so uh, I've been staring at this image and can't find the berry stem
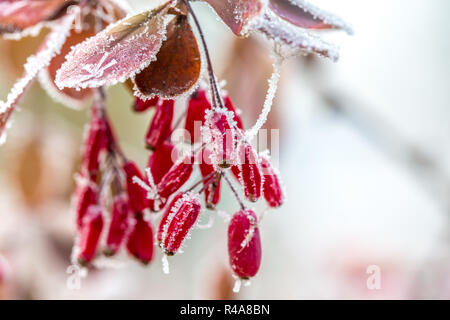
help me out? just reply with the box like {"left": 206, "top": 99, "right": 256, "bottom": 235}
{"left": 183, "top": 0, "right": 224, "bottom": 110}
{"left": 223, "top": 172, "right": 246, "bottom": 210}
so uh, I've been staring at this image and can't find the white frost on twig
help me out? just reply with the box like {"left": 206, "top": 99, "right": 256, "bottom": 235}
{"left": 245, "top": 54, "right": 282, "bottom": 141}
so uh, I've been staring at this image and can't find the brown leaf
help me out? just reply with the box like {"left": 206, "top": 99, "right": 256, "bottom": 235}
{"left": 134, "top": 15, "right": 201, "bottom": 99}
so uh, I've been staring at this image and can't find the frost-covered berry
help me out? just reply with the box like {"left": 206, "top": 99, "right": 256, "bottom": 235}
{"left": 105, "top": 194, "right": 130, "bottom": 256}
{"left": 75, "top": 183, "right": 98, "bottom": 230}
{"left": 145, "top": 99, "right": 174, "bottom": 150}
{"left": 133, "top": 96, "right": 159, "bottom": 112}
{"left": 77, "top": 205, "right": 104, "bottom": 265}
{"left": 157, "top": 154, "right": 194, "bottom": 199}
{"left": 260, "top": 155, "right": 284, "bottom": 208}
{"left": 223, "top": 95, "right": 244, "bottom": 130}
{"left": 147, "top": 141, "right": 177, "bottom": 185}
{"left": 184, "top": 90, "right": 211, "bottom": 144}
{"left": 199, "top": 150, "right": 221, "bottom": 209}
{"left": 161, "top": 192, "right": 202, "bottom": 255}
{"left": 157, "top": 192, "right": 183, "bottom": 244}
{"left": 228, "top": 209, "right": 261, "bottom": 279}
{"left": 82, "top": 106, "right": 109, "bottom": 179}
{"left": 205, "top": 109, "right": 237, "bottom": 169}
{"left": 123, "top": 161, "right": 150, "bottom": 212}
{"left": 126, "top": 214, "right": 154, "bottom": 265}
{"left": 238, "top": 143, "right": 262, "bottom": 202}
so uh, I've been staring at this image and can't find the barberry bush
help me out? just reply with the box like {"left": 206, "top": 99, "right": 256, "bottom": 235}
{"left": 0, "top": 0, "right": 351, "bottom": 291}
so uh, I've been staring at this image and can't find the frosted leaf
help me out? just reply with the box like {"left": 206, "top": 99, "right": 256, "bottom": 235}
{"left": 245, "top": 54, "right": 282, "bottom": 140}
{"left": 0, "top": 13, "right": 75, "bottom": 145}
{"left": 133, "top": 15, "right": 201, "bottom": 99}
{"left": 55, "top": 4, "right": 172, "bottom": 90}
{"left": 39, "top": 26, "right": 97, "bottom": 109}
{"left": 268, "top": 0, "right": 353, "bottom": 34}
{"left": 254, "top": 8, "right": 340, "bottom": 61}
{"left": 202, "top": 0, "right": 264, "bottom": 36}
{"left": 3, "top": 22, "right": 49, "bottom": 41}
{"left": 0, "top": 0, "right": 75, "bottom": 35}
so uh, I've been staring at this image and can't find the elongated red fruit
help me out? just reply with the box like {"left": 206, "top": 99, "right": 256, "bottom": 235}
{"left": 147, "top": 142, "right": 176, "bottom": 185}
{"left": 145, "top": 99, "right": 174, "bottom": 150}
{"left": 82, "top": 106, "right": 109, "bottom": 179}
{"left": 223, "top": 95, "right": 244, "bottom": 130}
{"left": 133, "top": 96, "right": 159, "bottom": 112}
{"left": 157, "top": 154, "right": 194, "bottom": 199}
{"left": 239, "top": 143, "right": 262, "bottom": 202}
{"left": 205, "top": 109, "right": 236, "bottom": 168}
{"left": 123, "top": 161, "right": 150, "bottom": 212}
{"left": 77, "top": 205, "right": 104, "bottom": 265}
{"left": 184, "top": 90, "right": 211, "bottom": 144}
{"left": 105, "top": 194, "right": 130, "bottom": 256}
{"left": 157, "top": 192, "right": 183, "bottom": 243}
{"left": 199, "top": 149, "right": 221, "bottom": 209}
{"left": 161, "top": 192, "right": 202, "bottom": 255}
{"left": 228, "top": 209, "right": 261, "bottom": 279}
{"left": 260, "top": 156, "right": 284, "bottom": 208}
{"left": 75, "top": 183, "right": 98, "bottom": 230}
{"left": 126, "top": 214, "right": 154, "bottom": 264}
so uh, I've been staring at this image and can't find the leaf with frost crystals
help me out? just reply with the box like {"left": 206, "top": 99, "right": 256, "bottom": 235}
{"left": 39, "top": 27, "right": 97, "bottom": 109}
{"left": 201, "top": 0, "right": 264, "bottom": 36}
{"left": 0, "top": 13, "right": 75, "bottom": 144}
{"left": 133, "top": 15, "right": 201, "bottom": 99}
{"left": 55, "top": 3, "right": 172, "bottom": 90}
{"left": 268, "top": 0, "right": 353, "bottom": 34}
{"left": 255, "top": 9, "right": 340, "bottom": 61}
{"left": 0, "top": 0, "right": 76, "bottom": 35}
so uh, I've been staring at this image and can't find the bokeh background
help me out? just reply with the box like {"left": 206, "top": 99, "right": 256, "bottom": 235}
{"left": 0, "top": 0, "right": 449, "bottom": 299}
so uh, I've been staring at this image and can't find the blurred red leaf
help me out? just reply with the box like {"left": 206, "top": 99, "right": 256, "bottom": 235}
{"left": 0, "top": 0, "right": 76, "bottom": 34}
{"left": 268, "top": 0, "right": 352, "bottom": 34}
{"left": 202, "top": 0, "right": 263, "bottom": 36}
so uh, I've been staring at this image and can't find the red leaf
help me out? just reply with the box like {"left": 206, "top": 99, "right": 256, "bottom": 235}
{"left": 55, "top": 3, "right": 171, "bottom": 90}
{"left": 0, "top": 0, "right": 76, "bottom": 34}
{"left": 268, "top": 0, "right": 353, "bottom": 34}
{"left": 202, "top": 0, "right": 263, "bottom": 36}
{"left": 133, "top": 15, "right": 201, "bottom": 99}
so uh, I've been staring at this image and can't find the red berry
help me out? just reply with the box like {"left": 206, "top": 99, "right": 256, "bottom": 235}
{"left": 157, "top": 192, "right": 183, "bottom": 243}
{"left": 147, "top": 142, "right": 177, "bottom": 185}
{"left": 133, "top": 96, "right": 159, "bottom": 112}
{"left": 145, "top": 99, "right": 174, "bottom": 150}
{"left": 77, "top": 205, "right": 104, "bottom": 265}
{"left": 238, "top": 143, "right": 262, "bottom": 202}
{"left": 260, "top": 156, "right": 284, "bottom": 208}
{"left": 82, "top": 106, "right": 109, "bottom": 179}
{"left": 205, "top": 109, "right": 236, "bottom": 168}
{"left": 126, "top": 214, "right": 154, "bottom": 264}
{"left": 223, "top": 95, "right": 244, "bottom": 130}
{"left": 228, "top": 209, "right": 261, "bottom": 279}
{"left": 184, "top": 90, "right": 211, "bottom": 144}
{"left": 157, "top": 154, "right": 194, "bottom": 199}
{"left": 105, "top": 194, "right": 130, "bottom": 256}
{"left": 123, "top": 161, "right": 150, "bottom": 212}
{"left": 75, "top": 183, "right": 98, "bottom": 230}
{"left": 161, "top": 192, "right": 202, "bottom": 255}
{"left": 199, "top": 150, "right": 221, "bottom": 209}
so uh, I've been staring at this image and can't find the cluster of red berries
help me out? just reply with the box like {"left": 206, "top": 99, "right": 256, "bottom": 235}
{"left": 73, "top": 88, "right": 284, "bottom": 281}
